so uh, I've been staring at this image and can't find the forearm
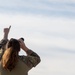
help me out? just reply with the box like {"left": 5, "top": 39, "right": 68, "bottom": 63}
{"left": 0, "top": 33, "right": 8, "bottom": 48}
{"left": 3, "top": 33, "right": 8, "bottom": 40}
{"left": 3, "top": 26, "right": 11, "bottom": 40}
{"left": 20, "top": 49, "right": 41, "bottom": 68}
{"left": 26, "top": 49, "right": 40, "bottom": 58}
{"left": 22, "top": 46, "right": 40, "bottom": 58}
{"left": 0, "top": 33, "right": 8, "bottom": 46}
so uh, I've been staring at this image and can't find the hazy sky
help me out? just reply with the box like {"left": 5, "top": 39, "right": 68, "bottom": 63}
{"left": 0, "top": 0, "right": 75, "bottom": 75}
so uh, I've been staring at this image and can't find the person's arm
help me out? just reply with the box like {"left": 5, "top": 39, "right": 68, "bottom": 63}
{"left": 19, "top": 39, "right": 41, "bottom": 69}
{"left": 0, "top": 26, "right": 11, "bottom": 60}
{"left": 3, "top": 26, "right": 11, "bottom": 40}
{"left": 0, "top": 26, "right": 11, "bottom": 48}
{"left": 0, "top": 26, "right": 11, "bottom": 47}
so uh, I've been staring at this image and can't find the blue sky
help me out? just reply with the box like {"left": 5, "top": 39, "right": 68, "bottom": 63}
{"left": 0, "top": 0, "right": 75, "bottom": 18}
{"left": 0, "top": 0, "right": 75, "bottom": 75}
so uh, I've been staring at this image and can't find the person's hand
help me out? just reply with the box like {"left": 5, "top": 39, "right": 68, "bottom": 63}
{"left": 3, "top": 26, "right": 11, "bottom": 39}
{"left": 18, "top": 39, "right": 28, "bottom": 52}
{"left": 4, "top": 26, "right": 11, "bottom": 35}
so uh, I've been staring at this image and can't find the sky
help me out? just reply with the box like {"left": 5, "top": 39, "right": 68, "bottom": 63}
{"left": 0, "top": 0, "right": 75, "bottom": 75}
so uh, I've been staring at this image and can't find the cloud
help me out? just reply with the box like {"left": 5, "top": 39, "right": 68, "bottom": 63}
{"left": 0, "top": 13, "right": 75, "bottom": 41}
{"left": 0, "top": 2, "right": 75, "bottom": 74}
{"left": 1, "top": 13, "right": 75, "bottom": 54}
{"left": 29, "top": 53, "right": 75, "bottom": 75}
{"left": 0, "top": 0, "right": 75, "bottom": 18}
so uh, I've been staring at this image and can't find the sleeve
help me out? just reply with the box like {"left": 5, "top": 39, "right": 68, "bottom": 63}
{"left": 0, "top": 39, "right": 8, "bottom": 60}
{"left": 0, "top": 39, "right": 8, "bottom": 48}
{"left": 19, "top": 49, "right": 41, "bottom": 69}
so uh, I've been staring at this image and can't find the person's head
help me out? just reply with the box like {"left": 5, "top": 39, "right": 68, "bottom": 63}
{"left": 2, "top": 38, "right": 20, "bottom": 71}
{"left": 7, "top": 38, "right": 20, "bottom": 51}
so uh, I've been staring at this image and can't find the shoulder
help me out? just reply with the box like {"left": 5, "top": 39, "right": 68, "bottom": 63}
{"left": 19, "top": 55, "right": 27, "bottom": 63}
{"left": 19, "top": 55, "right": 34, "bottom": 69}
